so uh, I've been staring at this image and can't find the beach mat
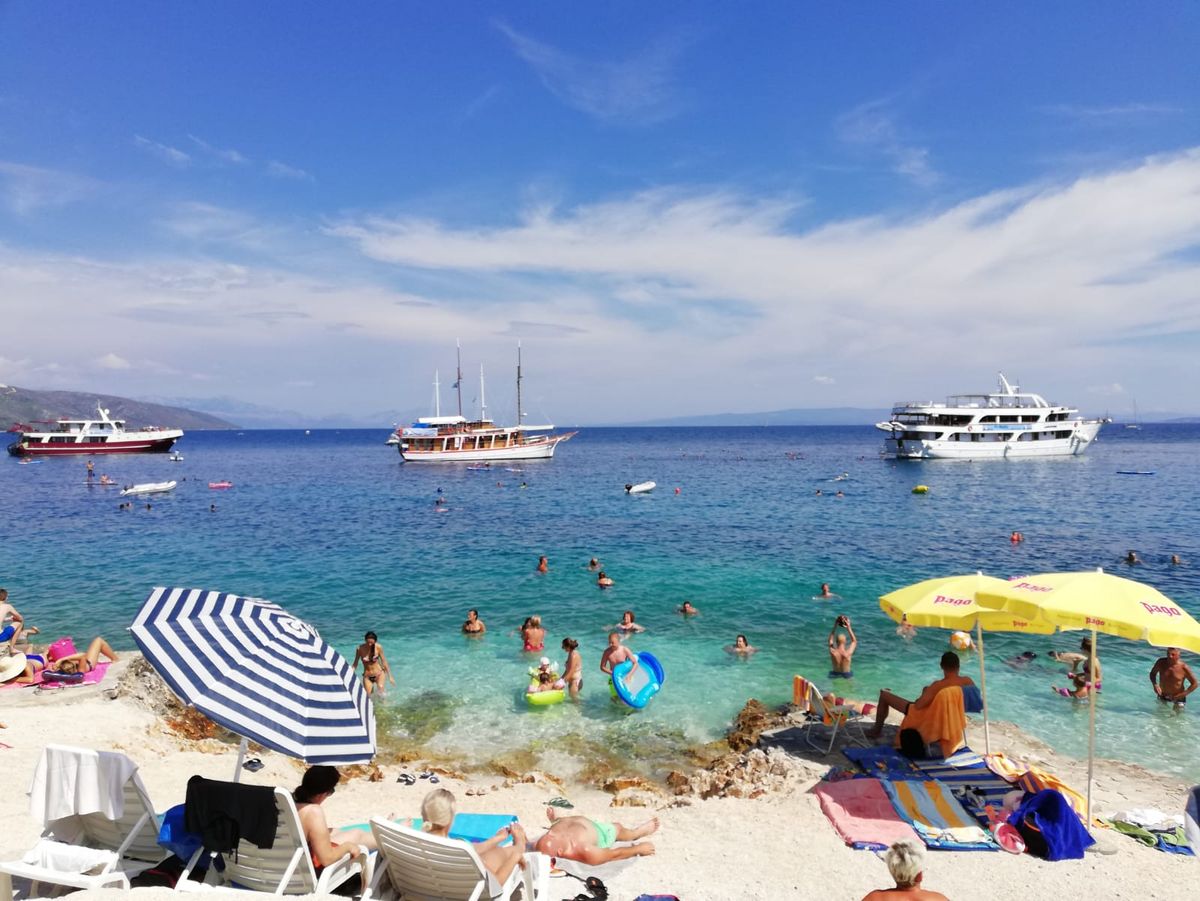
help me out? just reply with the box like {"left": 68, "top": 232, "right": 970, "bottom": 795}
{"left": 880, "top": 779, "right": 997, "bottom": 851}
{"left": 0, "top": 661, "right": 110, "bottom": 690}
{"left": 911, "top": 747, "right": 1017, "bottom": 826}
{"left": 842, "top": 745, "right": 921, "bottom": 778}
{"left": 813, "top": 778, "right": 922, "bottom": 851}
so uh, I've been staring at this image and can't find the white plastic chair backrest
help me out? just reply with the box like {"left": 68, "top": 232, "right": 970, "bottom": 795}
{"left": 222, "top": 787, "right": 316, "bottom": 894}
{"left": 370, "top": 816, "right": 497, "bottom": 901}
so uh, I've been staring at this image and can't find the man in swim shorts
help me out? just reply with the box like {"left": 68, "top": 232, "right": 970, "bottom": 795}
{"left": 600, "top": 631, "right": 638, "bottom": 680}
{"left": 828, "top": 615, "right": 857, "bottom": 678}
{"left": 533, "top": 808, "right": 658, "bottom": 864}
{"left": 1149, "top": 647, "right": 1197, "bottom": 709}
{"left": 865, "top": 652, "right": 974, "bottom": 740}
{"left": 0, "top": 589, "right": 35, "bottom": 652}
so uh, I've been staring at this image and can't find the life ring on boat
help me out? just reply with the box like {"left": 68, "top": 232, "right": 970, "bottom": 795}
{"left": 967, "top": 425, "right": 974, "bottom": 432}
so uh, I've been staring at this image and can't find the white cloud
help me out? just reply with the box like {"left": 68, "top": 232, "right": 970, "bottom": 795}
{"left": 0, "top": 161, "right": 101, "bottom": 214}
{"left": 494, "top": 20, "right": 687, "bottom": 124}
{"left": 96, "top": 353, "right": 131, "bottom": 370}
{"left": 1041, "top": 102, "right": 1182, "bottom": 122}
{"left": 813, "top": 375, "right": 835, "bottom": 385}
{"left": 188, "top": 134, "right": 250, "bottom": 165}
{"left": 134, "top": 135, "right": 191, "bottom": 167}
{"left": 835, "top": 98, "right": 938, "bottom": 186}
{"left": 266, "top": 160, "right": 313, "bottom": 181}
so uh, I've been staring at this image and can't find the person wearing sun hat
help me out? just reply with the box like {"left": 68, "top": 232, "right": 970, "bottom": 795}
{"left": 0, "top": 651, "right": 28, "bottom": 685}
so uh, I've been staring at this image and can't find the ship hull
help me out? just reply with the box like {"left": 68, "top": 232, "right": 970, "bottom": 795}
{"left": 399, "top": 433, "right": 574, "bottom": 463}
{"left": 883, "top": 422, "right": 1102, "bottom": 460}
{"left": 8, "top": 435, "right": 180, "bottom": 457}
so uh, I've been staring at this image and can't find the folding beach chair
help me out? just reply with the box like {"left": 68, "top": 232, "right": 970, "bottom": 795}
{"left": 791, "top": 675, "right": 872, "bottom": 755}
{"left": 0, "top": 745, "right": 167, "bottom": 896}
{"left": 176, "top": 784, "right": 372, "bottom": 895}
{"left": 362, "top": 816, "right": 549, "bottom": 901}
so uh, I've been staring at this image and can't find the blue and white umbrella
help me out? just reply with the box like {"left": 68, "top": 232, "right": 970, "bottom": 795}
{"left": 130, "top": 586, "right": 375, "bottom": 766}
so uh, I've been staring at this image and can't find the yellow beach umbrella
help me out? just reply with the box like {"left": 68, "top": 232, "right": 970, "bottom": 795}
{"left": 880, "top": 573, "right": 1055, "bottom": 753}
{"left": 976, "top": 568, "right": 1200, "bottom": 824}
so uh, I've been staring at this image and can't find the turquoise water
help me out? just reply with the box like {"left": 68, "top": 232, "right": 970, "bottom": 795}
{"left": 4, "top": 425, "right": 1199, "bottom": 780}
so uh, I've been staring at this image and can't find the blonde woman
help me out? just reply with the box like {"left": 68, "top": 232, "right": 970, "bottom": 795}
{"left": 418, "top": 789, "right": 528, "bottom": 885}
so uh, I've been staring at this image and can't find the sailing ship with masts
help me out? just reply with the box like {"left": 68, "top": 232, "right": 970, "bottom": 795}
{"left": 390, "top": 344, "right": 576, "bottom": 463}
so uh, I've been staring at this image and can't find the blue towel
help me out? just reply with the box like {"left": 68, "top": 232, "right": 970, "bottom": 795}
{"left": 1009, "top": 789, "right": 1094, "bottom": 861}
{"left": 910, "top": 747, "right": 1017, "bottom": 826}
{"left": 842, "top": 746, "right": 921, "bottom": 777}
{"left": 962, "top": 685, "right": 984, "bottom": 714}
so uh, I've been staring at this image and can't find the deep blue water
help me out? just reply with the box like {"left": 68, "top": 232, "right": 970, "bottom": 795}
{"left": 3, "top": 425, "right": 1199, "bottom": 779}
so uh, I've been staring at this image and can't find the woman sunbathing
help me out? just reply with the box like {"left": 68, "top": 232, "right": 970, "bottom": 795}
{"left": 293, "top": 766, "right": 377, "bottom": 869}
{"left": 417, "top": 789, "right": 528, "bottom": 886}
{"left": 16, "top": 636, "right": 118, "bottom": 683}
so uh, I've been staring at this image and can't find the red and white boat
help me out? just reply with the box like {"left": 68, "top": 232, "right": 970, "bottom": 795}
{"left": 7, "top": 404, "right": 184, "bottom": 457}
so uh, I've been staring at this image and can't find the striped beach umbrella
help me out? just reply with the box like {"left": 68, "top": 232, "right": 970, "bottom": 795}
{"left": 130, "top": 586, "right": 375, "bottom": 766}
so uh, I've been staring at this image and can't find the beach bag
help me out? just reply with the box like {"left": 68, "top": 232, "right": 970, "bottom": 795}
{"left": 898, "top": 728, "right": 927, "bottom": 759}
{"left": 1010, "top": 789, "right": 1094, "bottom": 860}
{"left": 47, "top": 637, "right": 77, "bottom": 663}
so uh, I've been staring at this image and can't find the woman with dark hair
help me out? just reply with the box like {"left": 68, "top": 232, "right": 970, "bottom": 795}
{"left": 353, "top": 631, "right": 394, "bottom": 696}
{"left": 293, "top": 766, "right": 377, "bottom": 868}
{"left": 561, "top": 637, "right": 582, "bottom": 699}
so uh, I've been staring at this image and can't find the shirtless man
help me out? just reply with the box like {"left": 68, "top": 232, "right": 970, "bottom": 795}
{"left": 0, "top": 589, "right": 36, "bottom": 652}
{"left": 865, "top": 652, "right": 974, "bottom": 739}
{"left": 600, "top": 631, "right": 637, "bottom": 681}
{"left": 1149, "top": 647, "right": 1197, "bottom": 709}
{"left": 861, "top": 840, "right": 948, "bottom": 901}
{"left": 829, "top": 615, "right": 857, "bottom": 678}
{"left": 533, "top": 808, "right": 658, "bottom": 864}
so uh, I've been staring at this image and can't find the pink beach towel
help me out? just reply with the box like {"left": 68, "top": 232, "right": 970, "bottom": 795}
{"left": 0, "top": 662, "right": 110, "bottom": 690}
{"left": 814, "top": 778, "right": 922, "bottom": 850}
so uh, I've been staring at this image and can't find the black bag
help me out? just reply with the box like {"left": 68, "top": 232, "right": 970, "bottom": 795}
{"left": 899, "top": 728, "right": 927, "bottom": 759}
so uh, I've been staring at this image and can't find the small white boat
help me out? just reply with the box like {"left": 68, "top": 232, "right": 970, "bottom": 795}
{"left": 120, "top": 480, "right": 177, "bottom": 497}
{"left": 625, "top": 481, "right": 656, "bottom": 494}
{"left": 168, "top": 452, "right": 184, "bottom": 462}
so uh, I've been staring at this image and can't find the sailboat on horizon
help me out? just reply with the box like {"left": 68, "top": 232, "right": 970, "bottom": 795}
{"left": 1125, "top": 399, "right": 1142, "bottom": 430}
{"left": 390, "top": 343, "right": 576, "bottom": 463}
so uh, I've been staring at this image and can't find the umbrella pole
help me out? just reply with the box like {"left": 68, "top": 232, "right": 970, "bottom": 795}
{"left": 976, "top": 619, "right": 990, "bottom": 755}
{"left": 1086, "top": 627, "right": 1097, "bottom": 830}
{"left": 233, "top": 736, "right": 248, "bottom": 783}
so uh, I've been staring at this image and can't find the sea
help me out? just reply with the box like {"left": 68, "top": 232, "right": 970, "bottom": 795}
{"left": 4, "top": 424, "right": 1200, "bottom": 782}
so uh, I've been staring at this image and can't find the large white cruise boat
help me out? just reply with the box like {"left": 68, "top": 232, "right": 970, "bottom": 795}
{"left": 7, "top": 404, "right": 184, "bottom": 457}
{"left": 876, "top": 374, "right": 1103, "bottom": 460}
{"left": 394, "top": 345, "right": 575, "bottom": 463}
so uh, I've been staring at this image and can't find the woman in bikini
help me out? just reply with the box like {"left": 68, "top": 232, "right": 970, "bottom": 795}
{"left": 462, "top": 608, "right": 486, "bottom": 635}
{"left": 353, "top": 631, "right": 395, "bottom": 695}
{"left": 613, "top": 610, "right": 645, "bottom": 634}
{"left": 520, "top": 616, "right": 545, "bottom": 652}
{"left": 15, "top": 635, "right": 118, "bottom": 683}
{"left": 294, "top": 766, "right": 376, "bottom": 870}
{"left": 561, "top": 637, "right": 583, "bottom": 699}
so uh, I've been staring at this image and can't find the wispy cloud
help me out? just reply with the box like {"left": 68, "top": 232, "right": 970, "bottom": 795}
{"left": 266, "top": 160, "right": 314, "bottom": 181}
{"left": 188, "top": 134, "right": 250, "bottom": 165}
{"left": 0, "top": 161, "right": 101, "bottom": 214}
{"left": 813, "top": 375, "right": 835, "bottom": 385}
{"left": 96, "top": 352, "right": 131, "bottom": 370}
{"left": 1040, "top": 102, "right": 1182, "bottom": 122}
{"left": 834, "top": 98, "right": 938, "bottom": 186}
{"left": 134, "top": 134, "right": 191, "bottom": 167}
{"left": 494, "top": 20, "right": 688, "bottom": 125}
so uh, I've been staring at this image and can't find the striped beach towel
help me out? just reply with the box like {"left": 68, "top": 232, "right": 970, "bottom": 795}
{"left": 881, "top": 779, "right": 997, "bottom": 851}
{"left": 911, "top": 748, "right": 1017, "bottom": 826}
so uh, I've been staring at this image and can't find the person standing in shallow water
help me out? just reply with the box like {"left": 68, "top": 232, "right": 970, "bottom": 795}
{"left": 353, "top": 631, "right": 395, "bottom": 696}
{"left": 561, "top": 637, "right": 583, "bottom": 699}
{"left": 462, "top": 608, "right": 485, "bottom": 635}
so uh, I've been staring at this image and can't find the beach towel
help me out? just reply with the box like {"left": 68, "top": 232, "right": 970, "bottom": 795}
{"left": 896, "top": 686, "right": 967, "bottom": 759}
{"left": 842, "top": 746, "right": 920, "bottom": 778}
{"left": 1009, "top": 789, "right": 1094, "bottom": 860}
{"left": 962, "top": 685, "right": 984, "bottom": 714}
{"left": 984, "top": 753, "right": 1089, "bottom": 821}
{"left": 28, "top": 745, "right": 139, "bottom": 824}
{"left": 880, "top": 779, "right": 997, "bottom": 851}
{"left": 813, "top": 777, "right": 922, "bottom": 851}
{"left": 911, "top": 748, "right": 1016, "bottom": 826}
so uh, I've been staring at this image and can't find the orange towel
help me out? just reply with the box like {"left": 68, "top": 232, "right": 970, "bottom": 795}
{"left": 897, "top": 685, "right": 967, "bottom": 758}
{"left": 792, "top": 675, "right": 812, "bottom": 710}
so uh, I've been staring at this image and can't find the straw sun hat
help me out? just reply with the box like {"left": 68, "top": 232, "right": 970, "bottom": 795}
{"left": 0, "top": 652, "right": 28, "bottom": 684}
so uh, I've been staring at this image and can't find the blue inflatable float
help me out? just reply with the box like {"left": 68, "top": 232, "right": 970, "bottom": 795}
{"left": 611, "top": 651, "right": 665, "bottom": 709}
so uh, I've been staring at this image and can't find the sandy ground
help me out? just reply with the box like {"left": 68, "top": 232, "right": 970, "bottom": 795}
{"left": 0, "top": 659, "right": 1195, "bottom": 900}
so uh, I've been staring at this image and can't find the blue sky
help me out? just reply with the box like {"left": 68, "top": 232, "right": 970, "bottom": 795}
{"left": 3, "top": 2, "right": 1200, "bottom": 422}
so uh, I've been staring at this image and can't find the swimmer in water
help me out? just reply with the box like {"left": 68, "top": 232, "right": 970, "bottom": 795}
{"left": 678, "top": 600, "right": 699, "bottom": 616}
{"left": 520, "top": 616, "right": 545, "bottom": 652}
{"left": 587, "top": 557, "right": 601, "bottom": 571}
{"left": 818, "top": 583, "right": 839, "bottom": 599}
{"left": 1170, "top": 554, "right": 1184, "bottom": 566}
{"left": 1010, "top": 530, "right": 1024, "bottom": 543}
{"left": 726, "top": 634, "right": 758, "bottom": 656}
{"left": 596, "top": 571, "right": 614, "bottom": 588}
{"left": 536, "top": 555, "right": 548, "bottom": 574}
{"left": 462, "top": 608, "right": 485, "bottom": 635}
{"left": 1125, "top": 549, "right": 1142, "bottom": 565}
{"left": 815, "top": 489, "right": 823, "bottom": 497}
{"left": 1004, "top": 651, "right": 1038, "bottom": 669}
{"left": 896, "top": 615, "right": 917, "bottom": 640}
{"left": 613, "top": 610, "right": 645, "bottom": 633}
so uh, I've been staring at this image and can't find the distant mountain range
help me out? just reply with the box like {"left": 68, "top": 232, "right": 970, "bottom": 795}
{"left": 139, "top": 395, "right": 422, "bottom": 430}
{"left": 619, "top": 407, "right": 892, "bottom": 427}
{"left": 0, "top": 385, "right": 236, "bottom": 430}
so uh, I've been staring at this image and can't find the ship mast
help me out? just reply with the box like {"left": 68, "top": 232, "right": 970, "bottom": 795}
{"left": 479, "top": 364, "right": 487, "bottom": 421}
{"left": 516, "top": 342, "right": 524, "bottom": 428}
{"left": 455, "top": 340, "right": 464, "bottom": 418}
{"left": 433, "top": 370, "right": 441, "bottom": 417}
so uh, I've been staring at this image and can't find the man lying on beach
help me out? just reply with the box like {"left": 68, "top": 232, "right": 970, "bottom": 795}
{"left": 861, "top": 839, "right": 948, "bottom": 901}
{"left": 1149, "top": 647, "right": 1197, "bottom": 709}
{"left": 533, "top": 808, "right": 658, "bottom": 864}
{"left": 865, "top": 652, "right": 974, "bottom": 740}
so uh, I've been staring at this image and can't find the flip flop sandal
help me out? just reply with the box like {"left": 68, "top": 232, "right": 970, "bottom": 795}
{"left": 397, "top": 773, "right": 416, "bottom": 785}
{"left": 242, "top": 758, "right": 264, "bottom": 772}
{"left": 547, "top": 797, "right": 574, "bottom": 808}
{"left": 419, "top": 771, "right": 435, "bottom": 780}
{"left": 427, "top": 775, "right": 440, "bottom": 784}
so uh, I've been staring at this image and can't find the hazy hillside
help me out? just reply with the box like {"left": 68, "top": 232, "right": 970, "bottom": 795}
{"left": 0, "top": 385, "right": 236, "bottom": 430}
{"left": 621, "top": 407, "right": 890, "bottom": 427}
